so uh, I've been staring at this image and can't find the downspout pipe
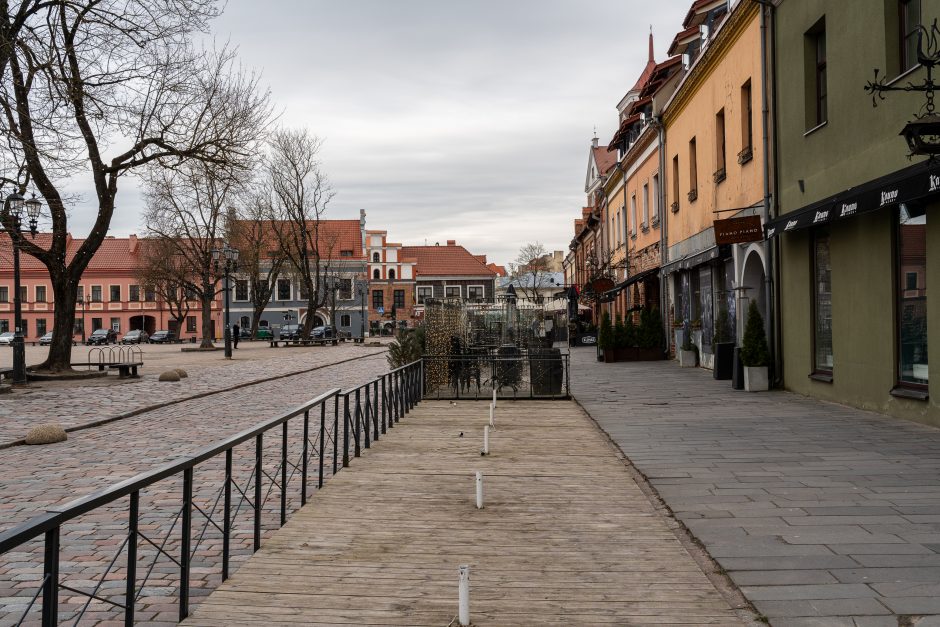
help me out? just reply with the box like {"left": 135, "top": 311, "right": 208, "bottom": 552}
{"left": 655, "top": 116, "right": 669, "bottom": 354}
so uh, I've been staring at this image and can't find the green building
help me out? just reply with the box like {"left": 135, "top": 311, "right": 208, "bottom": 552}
{"left": 768, "top": 0, "right": 938, "bottom": 423}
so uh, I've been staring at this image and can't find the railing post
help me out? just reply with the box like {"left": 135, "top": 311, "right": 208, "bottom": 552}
{"left": 318, "top": 402, "right": 326, "bottom": 489}
{"left": 400, "top": 369, "right": 406, "bottom": 417}
{"left": 302, "top": 410, "right": 309, "bottom": 506}
{"left": 334, "top": 394, "right": 340, "bottom": 473}
{"left": 343, "top": 394, "right": 350, "bottom": 467}
{"left": 125, "top": 491, "right": 138, "bottom": 626}
{"left": 393, "top": 371, "right": 400, "bottom": 423}
{"left": 419, "top": 358, "right": 424, "bottom": 401}
{"left": 565, "top": 354, "right": 570, "bottom": 397}
{"left": 41, "top": 527, "right": 59, "bottom": 627}
{"left": 281, "top": 421, "right": 288, "bottom": 526}
{"left": 254, "top": 433, "right": 262, "bottom": 551}
{"left": 373, "top": 379, "right": 380, "bottom": 440}
{"left": 362, "top": 386, "right": 370, "bottom": 450}
{"left": 381, "top": 375, "right": 389, "bottom": 431}
{"left": 223, "top": 448, "right": 232, "bottom": 581}
{"left": 180, "top": 467, "right": 193, "bottom": 622}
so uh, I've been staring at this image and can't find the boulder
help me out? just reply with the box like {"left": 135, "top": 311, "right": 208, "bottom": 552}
{"left": 159, "top": 370, "right": 181, "bottom": 382}
{"left": 25, "top": 424, "right": 67, "bottom": 445}
{"left": 174, "top": 368, "right": 189, "bottom": 379}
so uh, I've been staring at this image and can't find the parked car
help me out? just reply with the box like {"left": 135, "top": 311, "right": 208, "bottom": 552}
{"left": 121, "top": 329, "right": 149, "bottom": 344}
{"left": 0, "top": 332, "right": 14, "bottom": 346}
{"left": 149, "top": 330, "right": 176, "bottom": 344}
{"left": 86, "top": 328, "right": 117, "bottom": 345}
{"left": 255, "top": 327, "right": 273, "bottom": 340}
{"left": 39, "top": 332, "right": 53, "bottom": 346}
{"left": 312, "top": 325, "right": 336, "bottom": 339}
{"left": 279, "top": 324, "right": 301, "bottom": 340}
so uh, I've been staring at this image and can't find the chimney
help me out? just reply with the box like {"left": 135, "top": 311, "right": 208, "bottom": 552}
{"left": 591, "top": 136, "right": 599, "bottom": 148}
{"left": 447, "top": 239, "right": 456, "bottom": 246}
{"left": 128, "top": 234, "right": 138, "bottom": 253}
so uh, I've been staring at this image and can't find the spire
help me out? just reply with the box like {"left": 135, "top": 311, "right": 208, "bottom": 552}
{"left": 648, "top": 27, "right": 655, "bottom": 63}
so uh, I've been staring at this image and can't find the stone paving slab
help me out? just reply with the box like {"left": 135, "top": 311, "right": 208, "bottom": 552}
{"left": 571, "top": 347, "right": 940, "bottom": 624}
{"left": 0, "top": 350, "right": 389, "bottom": 624}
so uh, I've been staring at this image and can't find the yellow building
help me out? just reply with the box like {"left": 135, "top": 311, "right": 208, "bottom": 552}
{"left": 661, "top": 0, "right": 769, "bottom": 368}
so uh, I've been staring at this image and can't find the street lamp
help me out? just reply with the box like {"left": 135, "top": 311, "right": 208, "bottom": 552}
{"left": 1, "top": 191, "right": 41, "bottom": 384}
{"left": 358, "top": 282, "right": 366, "bottom": 341}
{"left": 211, "top": 243, "right": 239, "bottom": 359}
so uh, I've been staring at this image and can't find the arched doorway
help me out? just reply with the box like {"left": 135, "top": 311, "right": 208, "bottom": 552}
{"left": 301, "top": 312, "right": 327, "bottom": 327}
{"left": 129, "top": 314, "right": 156, "bottom": 335}
{"left": 741, "top": 247, "right": 767, "bottom": 337}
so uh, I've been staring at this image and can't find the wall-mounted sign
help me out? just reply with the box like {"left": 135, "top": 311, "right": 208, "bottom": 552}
{"left": 714, "top": 215, "right": 763, "bottom": 245}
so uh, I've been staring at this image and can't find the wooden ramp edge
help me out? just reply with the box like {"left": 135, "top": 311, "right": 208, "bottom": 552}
{"left": 185, "top": 400, "right": 742, "bottom": 626}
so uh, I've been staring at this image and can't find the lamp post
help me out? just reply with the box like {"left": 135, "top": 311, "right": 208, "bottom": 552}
{"left": 211, "top": 243, "right": 239, "bottom": 359}
{"left": 77, "top": 286, "right": 86, "bottom": 343}
{"left": 1, "top": 192, "right": 41, "bottom": 384}
{"left": 358, "top": 282, "right": 366, "bottom": 341}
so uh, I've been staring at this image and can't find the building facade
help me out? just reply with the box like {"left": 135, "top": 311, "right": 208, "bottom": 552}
{"left": 365, "top": 229, "right": 417, "bottom": 334}
{"left": 401, "top": 241, "right": 497, "bottom": 320}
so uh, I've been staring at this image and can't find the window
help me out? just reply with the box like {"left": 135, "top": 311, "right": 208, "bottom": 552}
{"left": 186, "top": 316, "right": 197, "bottom": 333}
{"left": 0, "top": 320, "right": 8, "bottom": 333}
{"left": 897, "top": 204, "right": 927, "bottom": 387}
{"left": 806, "top": 19, "right": 827, "bottom": 128}
{"left": 340, "top": 250, "right": 353, "bottom": 257}
{"left": 688, "top": 137, "right": 698, "bottom": 200}
{"left": 19, "top": 286, "right": 26, "bottom": 303}
{"left": 373, "top": 268, "right": 380, "bottom": 280}
{"left": 672, "top": 156, "right": 680, "bottom": 212}
{"left": 901, "top": 0, "right": 921, "bottom": 73}
{"left": 616, "top": 208, "right": 622, "bottom": 245}
{"left": 0, "top": 286, "right": 7, "bottom": 302}
{"left": 715, "top": 108, "right": 726, "bottom": 182}
{"left": 339, "top": 278, "right": 352, "bottom": 300}
{"left": 92, "top": 317, "right": 103, "bottom": 331}
{"left": 110, "top": 317, "right": 120, "bottom": 332}
{"left": 19, "top": 319, "right": 26, "bottom": 337}
{"left": 73, "top": 318, "right": 82, "bottom": 335}
{"left": 110, "top": 285, "right": 121, "bottom": 302}
{"left": 642, "top": 183, "right": 649, "bottom": 229}
{"left": 417, "top": 286, "right": 433, "bottom": 304}
{"left": 373, "top": 252, "right": 380, "bottom": 262}
{"left": 446, "top": 285, "right": 461, "bottom": 299}
{"left": 813, "top": 232, "right": 833, "bottom": 373}
{"left": 740, "top": 80, "right": 753, "bottom": 160}
{"left": 145, "top": 288, "right": 156, "bottom": 302}
{"left": 388, "top": 269, "right": 396, "bottom": 280}
{"left": 468, "top": 285, "right": 484, "bottom": 301}
{"left": 299, "top": 281, "right": 310, "bottom": 300}
{"left": 340, "top": 314, "right": 351, "bottom": 327}
{"left": 235, "top": 279, "right": 249, "bottom": 301}
{"left": 36, "top": 318, "right": 46, "bottom": 336}
{"left": 652, "top": 174, "right": 660, "bottom": 225}
{"left": 240, "top": 316, "right": 250, "bottom": 329}
{"left": 372, "top": 289, "right": 384, "bottom": 309}
{"left": 35, "top": 285, "right": 46, "bottom": 303}
{"left": 129, "top": 285, "right": 140, "bottom": 302}
{"left": 91, "top": 285, "right": 102, "bottom": 302}
{"left": 277, "top": 278, "right": 291, "bottom": 301}
{"left": 630, "top": 194, "right": 637, "bottom": 236}
{"left": 184, "top": 285, "right": 196, "bottom": 301}
{"left": 393, "top": 289, "right": 405, "bottom": 309}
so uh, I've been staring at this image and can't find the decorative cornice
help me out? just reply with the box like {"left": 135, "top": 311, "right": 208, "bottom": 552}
{"left": 663, "top": 1, "right": 760, "bottom": 127}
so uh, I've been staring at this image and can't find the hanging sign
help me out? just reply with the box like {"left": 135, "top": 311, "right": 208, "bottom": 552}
{"left": 714, "top": 215, "right": 763, "bottom": 244}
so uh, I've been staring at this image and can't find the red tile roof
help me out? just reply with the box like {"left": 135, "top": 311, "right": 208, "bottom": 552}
{"left": 230, "top": 219, "right": 364, "bottom": 259}
{"left": 0, "top": 234, "right": 144, "bottom": 273}
{"left": 487, "top": 263, "right": 507, "bottom": 277}
{"left": 400, "top": 244, "right": 497, "bottom": 278}
{"left": 593, "top": 146, "right": 617, "bottom": 176}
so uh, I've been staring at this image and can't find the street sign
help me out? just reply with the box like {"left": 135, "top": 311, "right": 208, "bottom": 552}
{"left": 377, "top": 307, "right": 384, "bottom": 314}
{"left": 714, "top": 215, "right": 763, "bottom": 244}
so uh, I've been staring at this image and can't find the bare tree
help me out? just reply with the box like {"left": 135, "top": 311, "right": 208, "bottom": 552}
{"left": 267, "top": 128, "right": 335, "bottom": 339}
{"left": 142, "top": 162, "right": 243, "bottom": 348}
{"left": 229, "top": 189, "right": 285, "bottom": 338}
{"left": 0, "top": 0, "right": 271, "bottom": 372}
{"left": 135, "top": 238, "right": 194, "bottom": 336}
{"left": 509, "top": 242, "right": 553, "bottom": 304}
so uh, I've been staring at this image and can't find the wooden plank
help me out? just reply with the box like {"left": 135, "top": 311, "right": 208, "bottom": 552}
{"left": 185, "top": 400, "right": 741, "bottom": 626}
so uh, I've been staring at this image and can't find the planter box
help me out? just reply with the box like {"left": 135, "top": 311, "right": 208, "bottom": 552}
{"left": 744, "top": 366, "right": 769, "bottom": 392}
{"left": 678, "top": 349, "right": 697, "bottom": 368}
{"left": 602, "top": 347, "right": 665, "bottom": 363}
{"left": 572, "top": 333, "right": 598, "bottom": 347}
{"left": 713, "top": 342, "right": 735, "bottom": 380}
{"left": 673, "top": 329, "right": 686, "bottom": 354}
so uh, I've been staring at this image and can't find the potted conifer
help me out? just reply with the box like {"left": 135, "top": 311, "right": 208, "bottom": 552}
{"left": 597, "top": 311, "right": 613, "bottom": 362}
{"left": 740, "top": 300, "right": 770, "bottom": 391}
{"left": 678, "top": 320, "right": 697, "bottom": 368}
{"left": 712, "top": 303, "right": 735, "bottom": 380}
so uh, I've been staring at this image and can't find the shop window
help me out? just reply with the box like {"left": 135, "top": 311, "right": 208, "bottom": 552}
{"left": 0, "top": 319, "right": 8, "bottom": 333}
{"left": 341, "top": 314, "right": 351, "bottom": 327}
{"left": 92, "top": 317, "right": 103, "bottom": 331}
{"left": 900, "top": 0, "right": 921, "bottom": 74}
{"left": 813, "top": 232, "right": 833, "bottom": 374}
{"left": 897, "top": 204, "right": 927, "bottom": 387}
{"left": 186, "top": 316, "right": 197, "bottom": 333}
{"left": 36, "top": 319, "right": 46, "bottom": 336}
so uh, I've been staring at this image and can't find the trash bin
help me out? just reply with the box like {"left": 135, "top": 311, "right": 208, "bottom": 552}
{"left": 495, "top": 344, "right": 522, "bottom": 391}
{"left": 529, "top": 347, "right": 563, "bottom": 396}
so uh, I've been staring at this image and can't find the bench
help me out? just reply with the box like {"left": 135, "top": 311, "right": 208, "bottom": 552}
{"left": 269, "top": 338, "right": 340, "bottom": 348}
{"left": 105, "top": 362, "right": 141, "bottom": 379}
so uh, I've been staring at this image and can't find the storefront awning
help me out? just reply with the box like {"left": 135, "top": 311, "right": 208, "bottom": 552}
{"left": 616, "top": 267, "right": 660, "bottom": 290}
{"left": 662, "top": 245, "right": 723, "bottom": 275}
{"left": 765, "top": 160, "right": 939, "bottom": 238}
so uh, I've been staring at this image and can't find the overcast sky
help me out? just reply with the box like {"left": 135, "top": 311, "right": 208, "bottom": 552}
{"left": 95, "top": 0, "right": 688, "bottom": 267}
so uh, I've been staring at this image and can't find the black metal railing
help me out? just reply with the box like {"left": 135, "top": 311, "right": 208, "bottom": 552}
{"left": 422, "top": 351, "right": 570, "bottom": 400}
{"left": 0, "top": 360, "right": 422, "bottom": 626}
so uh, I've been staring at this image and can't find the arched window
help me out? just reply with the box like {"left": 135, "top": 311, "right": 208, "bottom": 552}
{"left": 373, "top": 269, "right": 380, "bottom": 279}
{"left": 388, "top": 269, "right": 395, "bottom": 279}
{"left": 372, "top": 252, "right": 380, "bottom": 262}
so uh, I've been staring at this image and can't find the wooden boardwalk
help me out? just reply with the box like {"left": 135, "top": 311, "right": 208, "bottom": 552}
{"left": 186, "top": 400, "right": 742, "bottom": 626}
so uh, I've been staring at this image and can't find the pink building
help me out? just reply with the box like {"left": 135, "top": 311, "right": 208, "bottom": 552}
{"left": 0, "top": 234, "right": 223, "bottom": 341}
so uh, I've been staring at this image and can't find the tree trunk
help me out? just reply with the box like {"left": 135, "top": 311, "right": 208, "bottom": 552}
{"left": 250, "top": 309, "right": 263, "bottom": 338}
{"left": 200, "top": 277, "right": 215, "bottom": 348}
{"left": 40, "top": 272, "right": 79, "bottom": 372}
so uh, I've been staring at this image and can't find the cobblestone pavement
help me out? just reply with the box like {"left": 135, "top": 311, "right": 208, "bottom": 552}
{"left": 0, "top": 342, "right": 386, "bottom": 446}
{"left": 571, "top": 347, "right": 940, "bottom": 626}
{"left": 0, "top": 350, "right": 391, "bottom": 625}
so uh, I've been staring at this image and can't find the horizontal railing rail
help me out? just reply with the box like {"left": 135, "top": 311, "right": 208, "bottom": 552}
{"left": 422, "top": 352, "right": 570, "bottom": 400}
{"left": 0, "top": 360, "right": 423, "bottom": 626}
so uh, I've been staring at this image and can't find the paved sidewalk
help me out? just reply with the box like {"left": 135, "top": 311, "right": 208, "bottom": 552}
{"left": 571, "top": 347, "right": 940, "bottom": 626}
{"left": 188, "top": 400, "right": 745, "bottom": 626}
{"left": 0, "top": 343, "right": 385, "bottom": 445}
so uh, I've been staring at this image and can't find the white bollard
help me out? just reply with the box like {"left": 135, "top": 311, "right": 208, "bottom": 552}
{"left": 458, "top": 564, "right": 471, "bottom": 626}
{"left": 492, "top": 388, "right": 496, "bottom": 408}
{"left": 489, "top": 402, "right": 495, "bottom": 428}
{"left": 482, "top": 425, "right": 489, "bottom": 456}
{"left": 475, "top": 471, "right": 484, "bottom": 509}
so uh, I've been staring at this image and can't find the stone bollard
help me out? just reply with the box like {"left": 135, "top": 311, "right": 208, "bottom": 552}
{"left": 159, "top": 370, "right": 181, "bottom": 382}
{"left": 25, "top": 423, "right": 67, "bottom": 445}
{"left": 174, "top": 368, "right": 189, "bottom": 379}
